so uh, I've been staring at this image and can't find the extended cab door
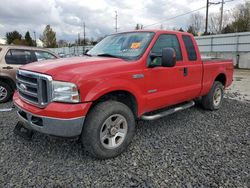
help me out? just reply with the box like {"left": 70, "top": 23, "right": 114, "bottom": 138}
{"left": 144, "top": 33, "right": 202, "bottom": 112}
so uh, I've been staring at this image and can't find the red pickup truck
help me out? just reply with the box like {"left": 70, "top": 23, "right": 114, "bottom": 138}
{"left": 13, "top": 30, "right": 233, "bottom": 159}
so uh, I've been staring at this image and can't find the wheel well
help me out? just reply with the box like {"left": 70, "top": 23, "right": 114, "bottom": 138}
{"left": 92, "top": 91, "right": 138, "bottom": 118}
{"left": 215, "top": 73, "right": 226, "bottom": 86}
{"left": 0, "top": 77, "right": 15, "bottom": 91}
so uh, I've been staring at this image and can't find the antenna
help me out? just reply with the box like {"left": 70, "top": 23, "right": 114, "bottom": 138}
{"left": 115, "top": 11, "right": 118, "bottom": 32}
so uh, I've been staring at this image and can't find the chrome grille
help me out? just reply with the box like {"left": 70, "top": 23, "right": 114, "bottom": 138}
{"left": 16, "top": 70, "right": 52, "bottom": 108}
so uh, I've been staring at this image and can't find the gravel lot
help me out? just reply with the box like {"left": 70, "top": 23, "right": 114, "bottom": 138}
{"left": 0, "top": 98, "right": 249, "bottom": 187}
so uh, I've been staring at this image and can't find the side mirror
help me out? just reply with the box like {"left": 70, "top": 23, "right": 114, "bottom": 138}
{"left": 162, "top": 48, "right": 176, "bottom": 67}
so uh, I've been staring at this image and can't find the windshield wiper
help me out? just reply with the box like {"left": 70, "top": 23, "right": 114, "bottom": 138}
{"left": 97, "top": 53, "right": 120, "bottom": 58}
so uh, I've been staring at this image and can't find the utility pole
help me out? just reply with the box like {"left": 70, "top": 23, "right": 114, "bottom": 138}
{"left": 115, "top": 11, "right": 118, "bottom": 33}
{"left": 205, "top": 0, "right": 209, "bottom": 35}
{"left": 219, "top": 0, "right": 225, "bottom": 33}
{"left": 78, "top": 33, "right": 80, "bottom": 45}
{"left": 83, "top": 22, "right": 86, "bottom": 46}
{"left": 33, "top": 31, "right": 37, "bottom": 47}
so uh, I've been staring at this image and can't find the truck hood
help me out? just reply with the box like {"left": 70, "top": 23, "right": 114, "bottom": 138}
{"left": 20, "top": 56, "right": 134, "bottom": 82}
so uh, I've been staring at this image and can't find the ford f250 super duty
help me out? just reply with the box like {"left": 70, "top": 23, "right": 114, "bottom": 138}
{"left": 13, "top": 30, "right": 233, "bottom": 159}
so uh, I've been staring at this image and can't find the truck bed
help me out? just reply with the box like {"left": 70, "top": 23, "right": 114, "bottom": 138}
{"left": 201, "top": 58, "right": 234, "bottom": 96}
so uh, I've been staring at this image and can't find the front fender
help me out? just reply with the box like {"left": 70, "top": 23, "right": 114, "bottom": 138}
{"left": 81, "top": 78, "right": 146, "bottom": 116}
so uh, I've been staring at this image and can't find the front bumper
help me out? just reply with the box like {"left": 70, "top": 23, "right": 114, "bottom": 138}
{"left": 13, "top": 92, "right": 92, "bottom": 137}
{"left": 16, "top": 106, "right": 85, "bottom": 137}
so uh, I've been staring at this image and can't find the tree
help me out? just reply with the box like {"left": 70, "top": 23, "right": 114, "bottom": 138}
{"left": 187, "top": 26, "right": 197, "bottom": 36}
{"left": 42, "top": 25, "right": 57, "bottom": 48}
{"left": 188, "top": 13, "right": 204, "bottom": 36}
{"left": 135, "top": 24, "right": 143, "bottom": 30}
{"left": 209, "top": 13, "right": 221, "bottom": 34}
{"left": 6, "top": 31, "right": 22, "bottom": 44}
{"left": 178, "top": 28, "right": 184, "bottom": 32}
{"left": 25, "top": 31, "right": 33, "bottom": 46}
{"left": 221, "top": 24, "right": 234, "bottom": 34}
{"left": 231, "top": 2, "right": 250, "bottom": 32}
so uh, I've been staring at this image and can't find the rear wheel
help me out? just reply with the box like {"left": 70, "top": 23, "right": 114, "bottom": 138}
{"left": 201, "top": 81, "right": 224, "bottom": 110}
{"left": 81, "top": 101, "right": 135, "bottom": 159}
{"left": 0, "top": 81, "right": 12, "bottom": 103}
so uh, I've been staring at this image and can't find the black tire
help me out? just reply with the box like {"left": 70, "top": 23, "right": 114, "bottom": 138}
{"left": 0, "top": 81, "right": 12, "bottom": 103}
{"left": 201, "top": 81, "right": 224, "bottom": 110}
{"left": 81, "top": 100, "right": 135, "bottom": 159}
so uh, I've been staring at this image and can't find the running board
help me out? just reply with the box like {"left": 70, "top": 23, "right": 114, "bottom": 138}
{"left": 141, "top": 101, "right": 195, "bottom": 121}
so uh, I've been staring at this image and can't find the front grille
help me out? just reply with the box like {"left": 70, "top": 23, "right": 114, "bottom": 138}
{"left": 16, "top": 70, "right": 52, "bottom": 108}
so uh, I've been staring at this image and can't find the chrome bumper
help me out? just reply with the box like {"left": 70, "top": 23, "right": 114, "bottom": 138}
{"left": 16, "top": 106, "right": 85, "bottom": 137}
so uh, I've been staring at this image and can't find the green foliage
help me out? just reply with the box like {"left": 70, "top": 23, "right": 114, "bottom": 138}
{"left": 12, "top": 39, "right": 27, "bottom": 45}
{"left": 220, "top": 1, "right": 250, "bottom": 34}
{"left": 24, "top": 31, "right": 34, "bottom": 46}
{"left": 42, "top": 25, "right": 57, "bottom": 48}
{"left": 221, "top": 24, "right": 235, "bottom": 34}
{"left": 6, "top": 31, "right": 22, "bottom": 44}
{"left": 231, "top": 2, "right": 250, "bottom": 32}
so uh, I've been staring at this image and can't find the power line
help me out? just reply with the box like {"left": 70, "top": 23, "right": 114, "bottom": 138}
{"left": 143, "top": 6, "right": 207, "bottom": 28}
{"left": 143, "top": 0, "right": 236, "bottom": 29}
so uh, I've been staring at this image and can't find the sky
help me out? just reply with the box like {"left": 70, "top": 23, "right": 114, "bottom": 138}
{"left": 0, "top": 0, "right": 247, "bottom": 42}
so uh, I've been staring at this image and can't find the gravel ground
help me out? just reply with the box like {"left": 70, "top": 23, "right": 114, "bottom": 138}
{"left": 225, "top": 69, "right": 250, "bottom": 102}
{"left": 0, "top": 99, "right": 249, "bottom": 187}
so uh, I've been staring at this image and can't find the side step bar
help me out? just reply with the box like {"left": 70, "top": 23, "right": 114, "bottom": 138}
{"left": 141, "top": 101, "right": 195, "bottom": 121}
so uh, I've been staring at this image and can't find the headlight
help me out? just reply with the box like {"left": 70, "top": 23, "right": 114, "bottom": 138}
{"left": 52, "top": 81, "right": 80, "bottom": 103}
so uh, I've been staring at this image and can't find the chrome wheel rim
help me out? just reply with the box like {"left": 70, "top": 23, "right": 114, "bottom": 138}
{"left": 213, "top": 87, "right": 222, "bottom": 106}
{"left": 0, "top": 86, "right": 7, "bottom": 101}
{"left": 100, "top": 114, "right": 128, "bottom": 149}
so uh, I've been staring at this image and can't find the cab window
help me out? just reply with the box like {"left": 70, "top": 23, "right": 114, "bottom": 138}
{"left": 150, "top": 34, "right": 182, "bottom": 66}
{"left": 182, "top": 35, "right": 197, "bottom": 61}
{"left": 5, "top": 49, "right": 33, "bottom": 65}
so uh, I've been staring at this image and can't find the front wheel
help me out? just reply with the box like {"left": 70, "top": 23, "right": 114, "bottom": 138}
{"left": 81, "top": 101, "right": 135, "bottom": 159}
{"left": 201, "top": 81, "right": 224, "bottom": 110}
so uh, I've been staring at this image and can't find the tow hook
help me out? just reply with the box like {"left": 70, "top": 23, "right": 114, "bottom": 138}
{"left": 13, "top": 121, "right": 34, "bottom": 140}
{"left": 0, "top": 104, "right": 15, "bottom": 112}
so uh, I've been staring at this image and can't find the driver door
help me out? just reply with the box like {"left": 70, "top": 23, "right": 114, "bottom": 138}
{"left": 144, "top": 34, "right": 190, "bottom": 112}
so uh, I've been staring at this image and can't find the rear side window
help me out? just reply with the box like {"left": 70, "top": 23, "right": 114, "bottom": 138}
{"left": 151, "top": 34, "right": 182, "bottom": 61}
{"left": 34, "top": 51, "right": 57, "bottom": 61}
{"left": 5, "top": 49, "right": 33, "bottom": 65}
{"left": 182, "top": 35, "right": 197, "bottom": 61}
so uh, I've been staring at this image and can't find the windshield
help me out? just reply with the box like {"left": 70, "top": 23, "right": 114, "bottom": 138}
{"left": 87, "top": 32, "right": 154, "bottom": 60}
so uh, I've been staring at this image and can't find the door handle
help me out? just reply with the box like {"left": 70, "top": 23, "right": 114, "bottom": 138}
{"left": 183, "top": 67, "right": 188, "bottom": 76}
{"left": 178, "top": 67, "right": 188, "bottom": 76}
{"left": 2, "top": 66, "right": 13, "bottom": 70}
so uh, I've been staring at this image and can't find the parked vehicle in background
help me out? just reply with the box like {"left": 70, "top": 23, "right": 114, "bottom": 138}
{"left": 0, "top": 45, "right": 59, "bottom": 103}
{"left": 13, "top": 30, "right": 233, "bottom": 159}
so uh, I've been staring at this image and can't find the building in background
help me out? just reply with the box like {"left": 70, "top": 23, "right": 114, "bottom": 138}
{"left": 36, "top": 39, "right": 44, "bottom": 47}
{"left": 195, "top": 32, "right": 250, "bottom": 69}
{"left": 0, "top": 38, "right": 7, "bottom": 44}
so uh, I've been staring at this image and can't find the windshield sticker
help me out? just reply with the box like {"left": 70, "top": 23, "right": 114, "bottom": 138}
{"left": 130, "top": 42, "right": 141, "bottom": 49}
